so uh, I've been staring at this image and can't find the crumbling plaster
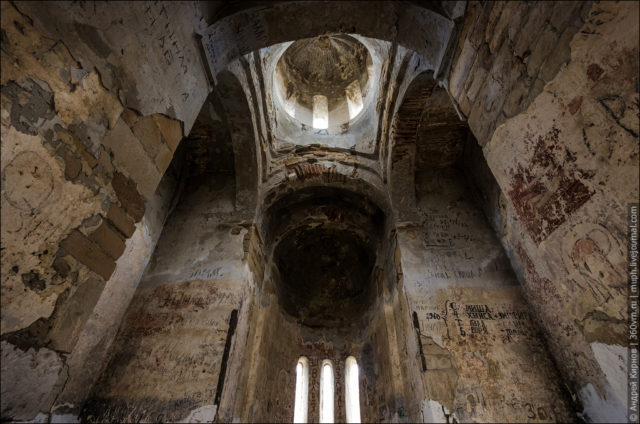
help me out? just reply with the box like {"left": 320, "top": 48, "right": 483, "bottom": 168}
{"left": 1, "top": 1, "right": 201, "bottom": 420}
{"left": 1, "top": 1, "right": 637, "bottom": 423}
{"left": 446, "top": 1, "right": 638, "bottom": 421}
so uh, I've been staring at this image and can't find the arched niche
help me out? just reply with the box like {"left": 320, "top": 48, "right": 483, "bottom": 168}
{"left": 261, "top": 185, "right": 387, "bottom": 328}
{"left": 388, "top": 71, "right": 438, "bottom": 221}
{"left": 214, "top": 70, "right": 259, "bottom": 215}
{"left": 388, "top": 70, "right": 469, "bottom": 221}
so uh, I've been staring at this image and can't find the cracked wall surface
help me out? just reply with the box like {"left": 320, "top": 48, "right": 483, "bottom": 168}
{"left": 1, "top": 1, "right": 637, "bottom": 423}
{"left": 1, "top": 1, "right": 197, "bottom": 420}
{"left": 397, "top": 169, "right": 575, "bottom": 423}
{"left": 448, "top": 1, "right": 638, "bottom": 421}
{"left": 80, "top": 176, "right": 249, "bottom": 423}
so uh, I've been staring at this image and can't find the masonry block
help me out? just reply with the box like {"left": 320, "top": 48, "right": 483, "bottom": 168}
{"left": 132, "top": 116, "right": 163, "bottom": 159}
{"left": 107, "top": 203, "right": 136, "bottom": 238}
{"left": 152, "top": 114, "right": 182, "bottom": 152}
{"left": 60, "top": 230, "right": 116, "bottom": 280}
{"left": 90, "top": 220, "right": 126, "bottom": 260}
{"left": 111, "top": 172, "right": 145, "bottom": 222}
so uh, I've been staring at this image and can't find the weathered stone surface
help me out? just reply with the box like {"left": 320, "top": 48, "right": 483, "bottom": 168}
{"left": 465, "top": 63, "right": 488, "bottom": 105}
{"left": 0, "top": 341, "right": 64, "bottom": 421}
{"left": 151, "top": 114, "right": 183, "bottom": 153}
{"left": 0, "top": 2, "right": 635, "bottom": 423}
{"left": 538, "top": 25, "right": 575, "bottom": 83}
{"left": 397, "top": 169, "right": 574, "bottom": 422}
{"left": 487, "top": 1, "right": 511, "bottom": 53}
{"left": 17, "top": 1, "right": 208, "bottom": 134}
{"left": 90, "top": 220, "right": 126, "bottom": 260}
{"left": 110, "top": 172, "right": 145, "bottom": 223}
{"left": 482, "top": 2, "right": 638, "bottom": 420}
{"left": 96, "top": 148, "right": 114, "bottom": 178}
{"left": 506, "top": 2, "right": 529, "bottom": 42}
{"left": 132, "top": 116, "right": 163, "bottom": 159}
{"left": 102, "top": 118, "right": 161, "bottom": 200}
{"left": 484, "top": 2, "right": 505, "bottom": 52}
{"left": 60, "top": 230, "right": 116, "bottom": 280}
{"left": 46, "top": 277, "right": 105, "bottom": 353}
{"left": 513, "top": 2, "right": 554, "bottom": 58}
{"left": 449, "top": 40, "right": 477, "bottom": 102}
{"left": 0, "top": 4, "right": 123, "bottom": 133}
{"left": 1, "top": 127, "right": 102, "bottom": 334}
{"left": 51, "top": 173, "right": 176, "bottom": 420}
{"left": 154, "top": 142, "right": 173, "bottom": 175}
{"left": 550, "top": 1, "right": 582, "bottom": 31}
{"left": 526, "top": 25, "right": 559, "bottom": 78}
{"left": 502, "top": 79, "right": 529, "bottom": 117}
{"left": 81, "top": 177, "right": 245, "bottom": 423}
{"left": 120, "top": 108, "right": 140, "bottom": 128}
{"left": 63, "top": 149, "right": 82, "bottom": 180}
{"left": 106, "top": 204, "right": 136, "bottom": 238}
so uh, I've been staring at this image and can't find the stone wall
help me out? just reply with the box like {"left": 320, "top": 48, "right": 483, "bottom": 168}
{"left": 397, "top": 168, "right": 575, "bottom": 422}
{"left": 81, "top": 176, "right": 250, "bottom": 423}
{"left": 1, "top": 1, "right": 637, "bottom": 422}
{"left": 448, "top": 1, "right": 639, "bottom": 420}
{"left": 448, "top": 1, "right": 593, "bottom": 145}
{"left": 0, "top": 2, "right": 202, "bottom": 420}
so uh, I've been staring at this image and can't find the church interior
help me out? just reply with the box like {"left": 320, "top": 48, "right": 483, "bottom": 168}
{"left": 1, "top": 1, "right": 638, "bottom": 422}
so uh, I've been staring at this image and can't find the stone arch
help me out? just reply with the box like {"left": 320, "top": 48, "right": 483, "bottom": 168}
{"left": 388, "top": 71, "right": 439, "bottom": 221}
{"left": 215, "top": 70, "right": 259, "bottom": 215}
{"left": 259, "top": 171, "right": 391, "bottom": 237}
{"left": 202, "top": 2, "right": 456, "bottom": 80}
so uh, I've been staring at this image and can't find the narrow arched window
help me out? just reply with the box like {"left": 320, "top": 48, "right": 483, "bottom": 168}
{"left": 345, "top": 356, "right": 361, "bottom": 423}
{"left": 312, "top": 95, "right": 329, "bottom": 129}
{"left": 293, "top": 357, "right": 309, "bottom": 423}
{"left": 319, "top": 359, "right": 334, "bottom": 423}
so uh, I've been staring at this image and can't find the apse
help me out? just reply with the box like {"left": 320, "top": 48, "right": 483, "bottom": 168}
{"left": 265, "top": 186, "right": 385, "bottom": 327}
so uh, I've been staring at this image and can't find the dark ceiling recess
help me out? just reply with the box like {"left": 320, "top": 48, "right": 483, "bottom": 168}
{"left": 415, "top": 86, "right": 468, "bottom": 170}
{"left": 275, "top": 227, "right": 375, "bottom": 327}
{"left": 266, "top": 186, "right": 385, "bottom": 327}
{"left": 183, "top": 93, "right": 235, "bottom": 177}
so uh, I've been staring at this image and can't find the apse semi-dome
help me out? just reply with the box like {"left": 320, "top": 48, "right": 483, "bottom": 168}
{"left": 274, "top": 34, "right": 373, "bottom": 130}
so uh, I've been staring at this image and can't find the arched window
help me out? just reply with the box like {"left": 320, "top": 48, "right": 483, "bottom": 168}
{"left": 345, "top": 356, "right": 361, "bottom": 423}
{"left": 312, "top": 95, "right": 329, "bottom": 129}
{"left": 319, "top": 359, "right": 334, "bottom": 423}
{"left": 294, "top": 357, "right": 309, "bottom": 423}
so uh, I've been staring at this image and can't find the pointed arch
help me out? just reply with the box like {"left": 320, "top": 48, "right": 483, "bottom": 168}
{"left": 388, "top": 71, "right": 438, "bottom": 220}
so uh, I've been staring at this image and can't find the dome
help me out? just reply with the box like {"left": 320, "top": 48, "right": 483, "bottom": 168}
{"left": 274, "top": 34, "right": 373, "bottom": 129}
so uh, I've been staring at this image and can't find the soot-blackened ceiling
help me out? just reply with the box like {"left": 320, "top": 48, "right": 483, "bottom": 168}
{"left": 266, "top": 187, "right": 385, "bottom": 327}
{"left": 182, "top": 93, "right": 235, "bottom": 177}
{"left": 275, "top": 227, "right": 375, "bottom": 327}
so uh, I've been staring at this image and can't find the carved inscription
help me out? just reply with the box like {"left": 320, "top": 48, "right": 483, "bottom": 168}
{"left": 143, "top": 2, "right": 188, "bottom": 75}
{"left": 415, "top": 300, "right": 535, "bottom": 344}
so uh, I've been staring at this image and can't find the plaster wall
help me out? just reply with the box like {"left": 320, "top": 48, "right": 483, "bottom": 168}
{"left": 81, "top": 176, "right": 251, "bottom": 422}
{"left": 397, "top": 169, "right": 575, "bottom": 422}
{"left": 448, "top": 2, "right": 639, "bottom": 419}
